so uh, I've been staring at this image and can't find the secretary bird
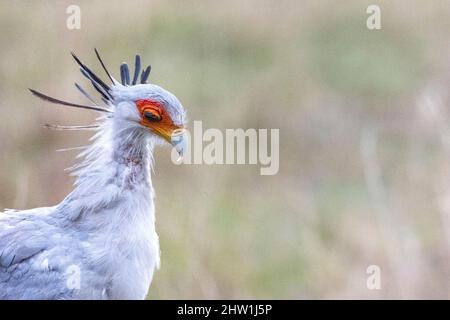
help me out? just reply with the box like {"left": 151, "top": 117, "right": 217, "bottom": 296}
{"left": 0, "top": 50, "right": 187, "bottom": 299}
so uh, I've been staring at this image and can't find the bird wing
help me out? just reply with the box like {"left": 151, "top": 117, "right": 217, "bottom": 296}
{"left": 0, "top": 206, "right": 74, "bottom": 299}
{"left": 0, "top": 208, "right": 51, "bottom": 267}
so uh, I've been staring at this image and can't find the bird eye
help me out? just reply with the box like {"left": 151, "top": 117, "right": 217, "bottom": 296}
{"left": 144, "top": 111, "right": 162, "bottom": 122}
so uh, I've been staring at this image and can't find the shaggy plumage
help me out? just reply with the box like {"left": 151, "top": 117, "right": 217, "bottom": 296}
{"left": 0, "top": 50, "right": 187, "bottom": 299}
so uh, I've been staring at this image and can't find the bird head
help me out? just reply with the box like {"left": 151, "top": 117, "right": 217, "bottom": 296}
{"left": 112, "top": 83, "right": 187, "bottom": 155}
{"left": 29, "top": 50, "right": 187, "bottom": 156}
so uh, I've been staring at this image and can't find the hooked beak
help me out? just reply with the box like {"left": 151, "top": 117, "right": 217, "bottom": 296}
{"left": 170, "top": 128, "right": 187, "bottom": 158}
{"left": 139, "top": 120, "right": 186, "bottom": 157}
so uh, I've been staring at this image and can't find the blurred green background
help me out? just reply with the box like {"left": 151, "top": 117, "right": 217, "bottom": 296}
{"left": 0, "top": 0, "right": 448, "bottom": 299}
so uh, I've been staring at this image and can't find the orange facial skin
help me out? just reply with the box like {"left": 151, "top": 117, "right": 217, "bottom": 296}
{"left": 135, "top": 99, "right": 182, "bottom": 142}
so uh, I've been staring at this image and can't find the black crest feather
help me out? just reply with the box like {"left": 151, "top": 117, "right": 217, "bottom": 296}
{"left": 94, "top": 48, "right": 114, "bottom": 84}
{"left": 141, "top": 65, "right": 151, "bottom": 84}
{"left": 120, "top": 63, "right": 130, "bottom": 85}
{"left": 132, "top": 55, "right": 141, "bottom": 85}
{"left": 30, "top": 50, "right": 153, "bottom": 114}
{"left": 29, "top": 88, "right": 111, "bottom": 113}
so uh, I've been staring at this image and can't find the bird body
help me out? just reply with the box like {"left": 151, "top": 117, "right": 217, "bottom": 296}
{"left": 0, "top": 51, "right": 186, "bottom": 299}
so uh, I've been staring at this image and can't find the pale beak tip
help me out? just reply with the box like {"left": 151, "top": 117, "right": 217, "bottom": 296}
{"left": 171, "top": 129, "right": 187, "bottom": 159}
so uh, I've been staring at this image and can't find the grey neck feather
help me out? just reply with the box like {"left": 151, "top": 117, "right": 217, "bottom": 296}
{"left": 110, "top": 126, "right": 152, "bottom": 189}
{"left": 56, "top": 122, "right": 154, "bottom": 222}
